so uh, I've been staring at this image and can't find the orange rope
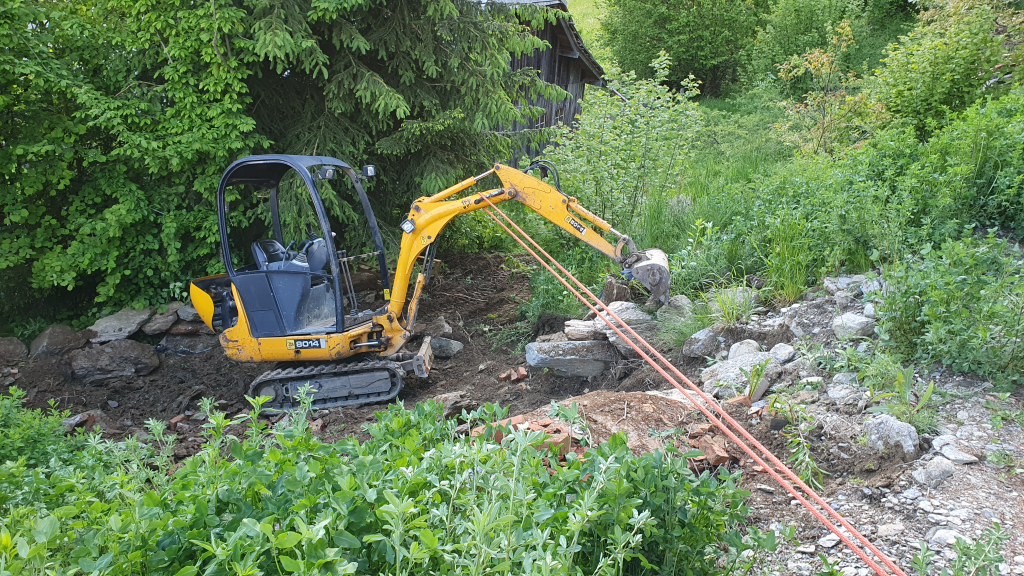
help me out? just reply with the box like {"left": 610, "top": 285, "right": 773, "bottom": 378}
{"left": 476, "top": 195, "right": 908, "bottom": 576}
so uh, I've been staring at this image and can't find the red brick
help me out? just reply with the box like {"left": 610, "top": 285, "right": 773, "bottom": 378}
{"left": 169, "top": 414, "right": 187, "bottom": 432}
{"left": 541, "top": 432, "right": 571, "bottom": 458}
{"left": 516, "top": 367, "right": 528, "bottom": 379}
{"left": 498, "top": 370, "right": 513, "bottom": 381}
{"left": 534, "top": 417, "right": 553, "bottom": 428}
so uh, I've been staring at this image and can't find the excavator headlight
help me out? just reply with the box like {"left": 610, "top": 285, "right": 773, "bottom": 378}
{"left": 400, "top": 219, "right": 416, "bottom": 234}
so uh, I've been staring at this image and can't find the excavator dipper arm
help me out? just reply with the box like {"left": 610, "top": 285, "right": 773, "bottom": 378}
{"left": 386, "top": 163, "right": 671, "bottom": 329}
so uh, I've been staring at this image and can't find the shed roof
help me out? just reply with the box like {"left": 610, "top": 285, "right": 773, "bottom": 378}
{"left": 492, "top": 0, "right": 605, "bottom": 85}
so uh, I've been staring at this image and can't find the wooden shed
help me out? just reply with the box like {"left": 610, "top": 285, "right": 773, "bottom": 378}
{"left": 498, "top": 0, "right": 605, "bottom": 132}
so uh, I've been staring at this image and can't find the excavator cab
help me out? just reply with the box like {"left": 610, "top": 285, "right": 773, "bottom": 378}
{"left": 196, "top": 155, "right": 390, "bottom": 340}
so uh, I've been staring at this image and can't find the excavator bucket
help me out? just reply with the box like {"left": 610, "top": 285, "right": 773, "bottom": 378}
{"left": 621, "top": 248, "right": 672, "bottom": 304}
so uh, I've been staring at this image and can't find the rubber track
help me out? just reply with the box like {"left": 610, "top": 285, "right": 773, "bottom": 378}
{"left": 247, "top": 359, "right": 404, "bottom": 411}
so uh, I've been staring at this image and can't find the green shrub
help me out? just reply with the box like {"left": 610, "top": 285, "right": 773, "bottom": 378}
{"left": 875, "top": 232, "right": 1024, "bottom": 384}
{"left": 0, "top": 388, "right": 76, "bottom": 467}
{"left": 873, "top": 0, "right": 1023, "bottom": 135}
{"left": 601, "top": 0, "right": 765, "bottom": 93}
{"left": 745, "top": 0, "right": 863, "bottom": 83}
{"left": 0, "top": 396, "right": 761, "bottom": 575}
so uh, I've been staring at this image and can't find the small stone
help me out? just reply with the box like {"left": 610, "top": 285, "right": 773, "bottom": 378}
{"left": 939, "top": 444, "right": 978, "bottom": 464}
{"left": 656, "top": 294, "right": 694, "bottom": 322}
{"left": 832, "top": 372, "right": 858, "bottom": 386}
{"left": 681, "top": 324, "right": 725, "bottom": 358}
{"left": 795, "top": 544, "right": 816, "bottom": 554}
{"left": 919, "top": 500, "right": 935, "bottom": 513}
{"left": 827, "top": 384, "right": 859, "bottom": 400}
{"left": 823, "top": 275, "right": 867, "bottom": 295}
{"left": 912, "top": 456, "right": 956, "bottom": 488}
{"left": 818, "top": 534, "right": 841, "bottom": 548}
{"left": 800, "top": 376, "right": 824, "bottom": 385}
{"left": 790, "top": 390, "right": 820, "bottom": 404}
{"left": 141, "top": 303, "right": 183, "bottom": 335}
{"left": 901, "top": 488, "right": 922, "bottom": 500}
{"left": 426, "top": 316, "right": 453, "bottom": 337}
{"left": 769, "top": 342, "right": 796, "bottom": 363}
{"left": 107, "top": 400, "right": 119, "bottom": 409}
{"left": 863, "top": 303, "right": 877, "bottom": 319}
{"left": 728, "top": 339, "right": 760, "bottom": 360}
{"left": 930, "top": 529, "right": 968, "bottom": 547}
{"left": 877, "top": 523, "right": 904, "bottom": 537}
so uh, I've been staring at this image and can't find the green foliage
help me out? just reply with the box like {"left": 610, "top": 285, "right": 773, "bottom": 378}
{"left": 601, "top": 0, "right": 766, "bottom": 93}
{"left": 0, "top": 395, "right": 761, "bottom": 575}
{"left": 874, "top": 0, "right": 1024, "bottom": 135}
{"left": 1, "top": 0, "right": 561, "bottom": 323}
{"left": 740, "top": 358, "right": 771, "bottom": 398}
{"left": 745, "top": 0, "right": 863, "bottom": 82}
{"left": 867, "top": 366, "right": 939, "bottom": 434}
{"left": 0, "top": 388, "right": 77, "bottom": 467}
{"left": 767, "top": 397, "right": 828, "bottom": 489}
{"left": 912, "top": 523, "right": 1008, "bottom": 576}
{"left": 875, "top": 232, "right": 1024, "bottom": 384}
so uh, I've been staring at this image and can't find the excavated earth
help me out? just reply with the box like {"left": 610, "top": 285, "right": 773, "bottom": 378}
{"left": 7, "top": 251, "right": 1024, "bottom": 574}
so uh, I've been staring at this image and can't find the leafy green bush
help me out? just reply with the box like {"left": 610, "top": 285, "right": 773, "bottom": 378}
{"left": 745, "top": 0, "right": 863, "bottom": 83}
{"left": 601, "top": 0, "right": 764, "bottom": 93}
{"left": 875, "top": 232, "right": 1024, "bottom": 384}
{"left": 873, "top": 0, "right": 1023, "bottom": 134}
{"left": 1, "top": 0, "right": 561, "bottom": 322}
{"left": 0, "top": 395, "right": 761, "bottom": 575}
{"left": 0, "top": 388, "right": 76, "bottom": 467}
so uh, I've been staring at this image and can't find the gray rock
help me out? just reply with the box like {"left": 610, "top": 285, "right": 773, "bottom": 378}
{"left": 939, "top": 444, "right": 978, "bottom": 465}
{"left": 818, "top": 533, "right": 841, "bottom": 548}
{"left": 700, "top": 352, "right": 781, "bottom": 400}
{"left": 177, "top": 303, "right": 202, "bottom": 323}
{"left": 833, "top": 290, "right": 855, "bottom": 307}
{"left": 832, "top": 372, "right": 858, "bottom": 386}
{"left": 827, "top": 384, "right": 859, "bottom": 400}
{"left": 430, "top": 337, "right": 464, "bottom": 358}
{"left": 876, "top": 523, "right": 904, "bottom": 537}
{"left": 605, "top": 322, "right": 659, "bottom": 358}
{"left": 88, "top": 307, "right": 154, "bottom": 343}
{"left": 432, "top": 391, "right": 477, "bottom": 419}
{"left": 69, "top": 340, "right": 160, "bottom": 384}
{"left": 142, "top": 303, "right": 183, "bottom": 335}
{"left": 525, "top": 340, "right": 620, "bottom": 378}
{"left": 593, "top": 301, "right": 653, "bottom": 329}
{"left": 832, "top": 313, "right": 876, "bottom": 339}
{"left": 0, "top": 337, "right": 27, "bottom": 362}
{"left": 159, "top": 334, "right": 219, "bottom": 355}
{"left": 656, "top": 294, "right": 694, "bottom": 322}
{"left": 863, "top": 303, "right": 877, "bottom": 319}
{"left": 564, "top": 319, "right": 603, "bottom": 341}
{"left": 791, "top": 390, "right": 820, "bottom": 404}
{"left": 912, "top": 456, "right": 956, "bottom": 488}
{"left": 930, "top": 529, "right": 968, "bottom": 547}
{"left": 822, "top": 275, "right": 867, "bottom": 295}
{"left": 865, "top": 414, "right": 919, "bottom": 460}
{"left": 425, "top": 316, "right": 453, "bottom": 337}
{"left": 860, "top": 277, "right": 889, "bottom": 297}
{"left": 598, "top": 276, "right": 632, "bottom": 304}
{"left": 682, "top": 324, "right": 725, "bottom": 358}
{"left": 931, "top": 434, "right": 956, "bottom": 450}
{"left": 728, "top": 339, "right": 760, "bottom": 360}
{"left": 901, "top": 488, "right": 922, "bottom": 500}
{"left": 769, "top": 343, "right": 796, "bottom": 363}
{"left": 30, "top": 325, "right": 90, "bottom": 358}
{"left": 783, "top": 300, "right": 835, "bottom": 339}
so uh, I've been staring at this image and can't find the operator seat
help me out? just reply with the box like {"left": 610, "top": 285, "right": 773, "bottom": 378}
{"left": 252, "top": 239, "right": 290, "bottom": 270}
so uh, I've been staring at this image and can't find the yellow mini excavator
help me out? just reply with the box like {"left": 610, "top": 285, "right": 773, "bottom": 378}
{"left": 189, "top": 154, "right": 670, "bottom": 411}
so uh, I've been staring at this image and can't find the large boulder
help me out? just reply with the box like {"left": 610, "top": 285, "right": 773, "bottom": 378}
{"left": 430, "top": 337, "right": 464, "bottom": 359}
{"left": 168, "top": 321, "right": 214, "bottom": 335}
{"left": 69, "top": 340, "right": 160, "bottom": 384}
{"left": 682, "top": 324, "right": 726, "bottom": 358}
{"left": 592, "top": 301, "right": 653, "bottom": 329}
{"left": 783, "top": 300, "right": 835, "bottom": 340}
{"left": 656, "top": 294, "right": 694, "bottom": 322}
{"left": 605, "top": 322, "right": 660, "bottom": 358}
{"left": 141, "top": 303, "right": 183, "bottom": 335}
{"left": 564, "top": 319, "right": 604, "bottom": 341}
{"left": 699, "top": 352, "right": 781, "bottom": 400}
{"left": 159, "top": 334, "right": 219, "bottom": 355}
{"left": 525, "top": 340, "right": 620, "bottom": 378}
{"left": 177, "top": 303, "right": 202, "bottom": 322}
{"left": 0, "top": 338, "right": 27, "bottom": 362}
{"left": 88, "top": 307, "right": 154, "bottom": 343}
{"left": 864, "top": 414, "right": 918, "bottom": 461}
{"left": 832, "top": 313, "right": 876, "bottom": 339}
{"left": 29, "top": 325, "right": 90, "bottom": 358}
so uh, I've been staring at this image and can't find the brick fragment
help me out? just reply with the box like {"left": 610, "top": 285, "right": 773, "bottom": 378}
{"left": 516, "top": 366, "right": 528, "bottom": 379}
{"left": 169, "top": 414, "right": 187, "bottom": 432}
